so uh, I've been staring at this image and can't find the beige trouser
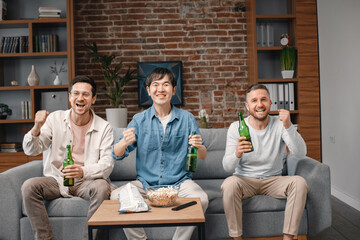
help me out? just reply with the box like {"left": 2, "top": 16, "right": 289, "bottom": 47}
{"left": 221, "top": 175, "right": 308, "bottom": 238}
{"left": 21, "top": 177, "right": 114, "bottom": 240}
{"left": 110, "top": 179, "right": 209, "bottom": 240}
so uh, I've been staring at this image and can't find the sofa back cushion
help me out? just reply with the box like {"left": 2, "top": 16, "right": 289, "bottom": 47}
{"left": 109, "top": 128, "right": 232, "bottom": 181}
{"left": 193, "top": 128, "right": 232, "bottom": 179}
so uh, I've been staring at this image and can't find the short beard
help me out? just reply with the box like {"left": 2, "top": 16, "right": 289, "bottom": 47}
{"left": 249, "top": 110, "right": 269, "bottom": 121}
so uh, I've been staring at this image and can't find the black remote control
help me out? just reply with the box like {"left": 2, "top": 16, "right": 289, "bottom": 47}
{"left": 172, "top": 201, "right": 197, "bottom": 211}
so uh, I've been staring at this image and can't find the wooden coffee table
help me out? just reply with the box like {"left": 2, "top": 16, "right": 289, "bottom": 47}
{"left": 88, "top": 197, "right": 205, "bottom": 240}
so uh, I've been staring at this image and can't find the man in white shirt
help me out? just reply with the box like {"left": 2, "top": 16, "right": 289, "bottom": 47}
{"left": 22, "top": 76, "right": 114, "bottom": 240}
{"left": 222, "top": 84, "right": 308, "bottom": 240}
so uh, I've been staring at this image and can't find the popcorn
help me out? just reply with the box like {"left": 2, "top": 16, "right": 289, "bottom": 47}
{"left": 146, "top": 186, "right": 179, "bottom": 207}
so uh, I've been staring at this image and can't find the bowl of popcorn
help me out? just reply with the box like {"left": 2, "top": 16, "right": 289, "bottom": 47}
{"left": 145, "top": 185, "right": 179, "bottom": 207}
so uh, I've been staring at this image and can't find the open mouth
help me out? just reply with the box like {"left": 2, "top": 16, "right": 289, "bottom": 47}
{"left": 76, "top": 103, "right": 85, "bottom": 108}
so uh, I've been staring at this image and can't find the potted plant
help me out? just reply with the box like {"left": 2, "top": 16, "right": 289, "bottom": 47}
{"left": 0, "top": 103, "right": 12, "bottom": 119}
{"left": 50, "top": 61, "right": 67, "bottom": 85}
{"left": 280, "top": 46, "right": 296, "bottom": 79}
{"left": 85, "top": 42, "right": 137, "bottom": 127}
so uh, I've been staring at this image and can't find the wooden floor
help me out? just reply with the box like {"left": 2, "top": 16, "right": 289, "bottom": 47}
{"left": 309, "top": 196, "right": 360, "bottom": 240}
{"left": 217, "top": 196, "right": 360, "bottom": 240}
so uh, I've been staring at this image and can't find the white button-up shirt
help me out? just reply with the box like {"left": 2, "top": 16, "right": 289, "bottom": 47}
{"left": 23, "top": 109, "right": 114, "bottom": 197}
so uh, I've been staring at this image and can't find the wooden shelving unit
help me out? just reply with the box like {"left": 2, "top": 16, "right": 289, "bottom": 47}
{"left": 246, "top": 0, "right": 321, "bottom": 161}
{"left": 0, "top": 0, "right": 75, "bottom": 172}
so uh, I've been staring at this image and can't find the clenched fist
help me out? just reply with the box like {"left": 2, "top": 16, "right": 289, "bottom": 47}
{"left": 278, "top": 109, "right": 291, "bottom": 129}
{"left": 31, "top": 110, "right": 49, "bottom": 136}
{"left": 122, "top": 128, "right": 136, "bottom": 147}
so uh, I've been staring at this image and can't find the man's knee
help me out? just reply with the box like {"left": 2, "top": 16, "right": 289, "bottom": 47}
{"left": 21, "top": 178, "right": 39, "bottom": 197}
{"left": 221, "top": 176, "right": 240, "bottom": 194}
{"left": 291, "top": 176, "right": 308, "bottom": 194}
{"left": 198, "top": 190, "right": 209, "bottom": 211}
{"left": 89, "top": 179, "right": 111, "bottom": 200}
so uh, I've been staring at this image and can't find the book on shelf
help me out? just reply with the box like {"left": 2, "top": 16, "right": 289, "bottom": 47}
{"left": 39, "top": 7, "right": 61, "bottom": 13}
{"left": 0, "top": 36, "right": 28, "bottom": 53}
{"left": 34, "top": 34, "right": 58, "bottom": 52}
{"left": 39, "top": 6, "right": 61, "bottom": 18}
{"left": 39, "top": 14, "right": 60, "bottom": 18}
{"left": 21, "top": 101, "right": 31, "bottom": 119}
{"left": 262, "top": 83, "right": 296, "bottom": 111}
{"left": 0, "top": 143, "right": 21, "bottom": 149}
{"left": 0, "top": 142, "right": 23, "bottom": 153}
{"left": 256, "top": 23, "right": 274, "bottom": 47}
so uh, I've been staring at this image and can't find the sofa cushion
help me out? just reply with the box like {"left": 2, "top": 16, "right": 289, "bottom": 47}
{"left": 22, "top": 197, "right": 89, "bottom": 217}
{"left": 110, "top": 150, "right": 137, "bottom": 181}
{"left": 194, "top": 128, "right": 232, "bottom": 179}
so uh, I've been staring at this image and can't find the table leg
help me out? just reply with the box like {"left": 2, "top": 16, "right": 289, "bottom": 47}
{"left": 198, "top": 222, "right": 205, "bottom": 240}
{"left": 88, "top": 226, "right": 93, "bottom": 240}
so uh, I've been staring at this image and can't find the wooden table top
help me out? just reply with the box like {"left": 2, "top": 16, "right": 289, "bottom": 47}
{"left": 88, "top": 198, "right": 205, "bottom": 226}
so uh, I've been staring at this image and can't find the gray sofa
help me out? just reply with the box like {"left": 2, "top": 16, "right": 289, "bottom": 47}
{"left": 0, "top": 128, "right": 331, "bottom": 240}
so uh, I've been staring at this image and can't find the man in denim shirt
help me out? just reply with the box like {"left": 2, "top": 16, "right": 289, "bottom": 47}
{"left": 111, "top": 67, "right": 209, "bottom": 240}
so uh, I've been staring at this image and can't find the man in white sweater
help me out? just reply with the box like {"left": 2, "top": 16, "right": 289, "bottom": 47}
{"left": 221, "top": 84, "right": 308, "bottom": 240}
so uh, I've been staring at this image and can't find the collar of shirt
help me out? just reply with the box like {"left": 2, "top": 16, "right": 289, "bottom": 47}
{"left": 64, "top": 109, "right": 98, "bottom": 133}
{"left": 113, "top": 105, "right": 200, "bottom": 189}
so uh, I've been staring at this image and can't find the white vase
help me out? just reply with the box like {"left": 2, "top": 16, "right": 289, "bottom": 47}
{"left": 53, "top": 75, "right": 62, "bottom": 85}
{"left": 106, "top": 108, "right": 128, "bottom": 128}
{"left": 27, "top": 65, "right": 40, "bottom": 86}
{"left": 281, "top": 70, "right": 295, "bottom": 79}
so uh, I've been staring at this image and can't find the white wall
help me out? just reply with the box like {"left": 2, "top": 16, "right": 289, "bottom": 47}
{"left": 317, "top": 0, "right": 360, "bottom": 211}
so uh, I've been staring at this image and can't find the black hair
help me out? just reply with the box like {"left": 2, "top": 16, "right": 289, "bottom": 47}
{"left": 144, "top": 67, "right": 177, "bottom": 88}
{"left": 69, "top": 75, "right": 97, "bottom": 97}
{"left": 245, "top": 84, "right": 270, "bottom": 101}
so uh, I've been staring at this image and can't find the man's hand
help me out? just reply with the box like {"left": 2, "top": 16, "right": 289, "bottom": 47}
{"left": 114, "top": 128, "right": 136, "bottom": 157}
{"left": 188, "top": 134, "right": 203, "bottom": 148}
{"left": 188, "top": 133, "right": 207, "bottom": 160}
{"left": 278, "top": 109, "right": 291, "bottom": 129}
{"left": 62, "top": 164, "right": 84, "bottom": 179}
{"left": 235, "top": 137, "right": 253, "bottom": 158}
{"left": 31, "top": 110, "right": 49, "bottom": 136}
{"left": 121, "top": 128, "right": 136, "bottom": 147}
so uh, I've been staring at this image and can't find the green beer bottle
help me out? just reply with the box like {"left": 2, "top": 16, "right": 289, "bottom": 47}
{"left": 63, "top": 145, "right": 74, "bottom": 186}
{"left": 238, "top": 112, "right": 254, "bottom": 152}
{"left": 185, "top": 131, "right": 198, "bottom": 172}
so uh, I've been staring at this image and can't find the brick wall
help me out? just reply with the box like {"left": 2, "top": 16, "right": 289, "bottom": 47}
{"left": 74, "top": 0, "right": 248, "bottom": 128}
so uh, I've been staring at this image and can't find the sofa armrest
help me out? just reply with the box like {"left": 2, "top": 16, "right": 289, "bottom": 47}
{"left": 0, "top": 160, "right": 43, "bottom": 240}
{"left": 287, "top": 156, "right": 331, "bottom": 237}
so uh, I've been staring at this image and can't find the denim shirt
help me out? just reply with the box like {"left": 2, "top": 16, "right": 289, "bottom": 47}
{"left": 112, "top": 105, "right": 202, "bottom": 189}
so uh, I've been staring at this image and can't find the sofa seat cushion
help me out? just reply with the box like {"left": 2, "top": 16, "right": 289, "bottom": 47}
{"left": 243, "top": 195, "right": 287, "bottom": 212}
{"left": 22, "top": 197, "right": 90, "bottom": 217}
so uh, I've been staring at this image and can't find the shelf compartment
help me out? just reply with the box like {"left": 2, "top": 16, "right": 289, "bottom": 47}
{"left": 0, "top": 90, "right": 31, "bottom": 120}
{"left": 256, "top": 21, "right": 294, "bottom": 47}
{"left": 256, "top": 0, "right": 294, "bottom": 15}
{"left": 4, "top": 1, "right": 67, "bottom": 20}
{"left": 0, "top": 57, "right": 69, "bottom": 86}
{"left": 34, "top": 88, "right": 69, "bottom": 113}
{"left": 0, "top": 122, "right": 33, "bottom": 143}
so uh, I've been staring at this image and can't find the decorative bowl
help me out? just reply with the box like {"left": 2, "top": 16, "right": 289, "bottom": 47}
{"left": 145, "top": 185, "right": 179, "bottom": 207}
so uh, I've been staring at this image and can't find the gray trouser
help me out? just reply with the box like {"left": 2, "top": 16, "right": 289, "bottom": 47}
{"left": 21, "top": 176, "right": 112, "bottom": 240}
{"left": 110, "top": 179, "right": 209, "bottom": 240}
